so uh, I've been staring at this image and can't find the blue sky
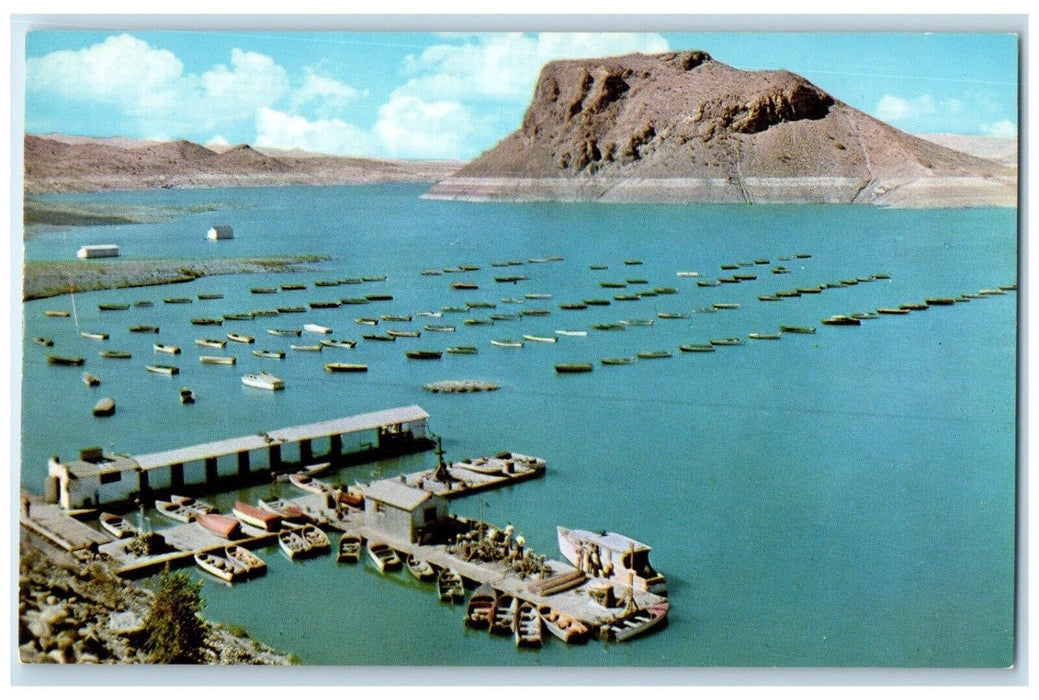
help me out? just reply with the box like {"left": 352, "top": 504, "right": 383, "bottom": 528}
{"left": 22, "top": 30, "right": 1019, "bottom": 160}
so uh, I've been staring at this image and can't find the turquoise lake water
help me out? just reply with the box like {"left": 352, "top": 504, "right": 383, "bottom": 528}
{"left": 20, "top": 184, "right": 1017, "bottom": 668}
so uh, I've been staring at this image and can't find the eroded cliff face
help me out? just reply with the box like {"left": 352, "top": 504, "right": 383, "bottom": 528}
{"left": 427, "top": 51, "right": 1016, "bottom": 207}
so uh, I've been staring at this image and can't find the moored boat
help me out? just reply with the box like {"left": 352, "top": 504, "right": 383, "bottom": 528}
{"left": 557, "top": 526, "right": 667, "bottom": 596}
{"left": 636, "top": 350, "right": 672, "bottom": 359}
{"left": 44, "top": 310, "right": 70, "bottom": 317}
{"left": 465, "top": 583, "right": 495, "bottom": 628}
{"left": 289, "top": 472, "right": 333, "bottom": 495}
{"left": 252, "top": 349, "right": 285, "bottom": 359}
{"left": 514, "top": 601, "right": 543, "bottom": 648}
{"left": 490, "top": 339, "right": 523, "bottom": 348}
{"left": 268, "top": 328, "right": 301, "bottom": 337}
{"left": 320, "top": 339, "right": 357, "bottom": 349}
{"left": 191, "top": 317, "right": 223, "bottom": 326}
{"left": 99, "top": 512, "right": 137, "bottom": 539}
{"left": 196, "top": 338, "right": 226, "bottom": 348}
{"left": 100, "top": 350, "right": 132, "bottom": 359}
{"left": 145, "top": 364, "right": 179, "bottom": 375}
{"left": 555, "top": 362, "right": 593, "bottom": 373}
{"left": 779, "top": 325, "right": 816, "bottom": 334}
{"left": 48, "top": 355, "right": 85, "bottom": 366}
{"left": 291, "top": 344, "right": 323, "bottom": 352}
{"left": 489, "top": 593, "right": 517, "bottom": 635}
{"left": 199, "top": 355, "right": 236, "bottom": 365}
{"left": 227, "top": 333, "right": 255, "bottom": 344}
{"left": 522, "top": 334, "right": 557, "bottom": 343}
{"left": 80, "top": 331, "right": 109, "bottom": 340}
{"left": 678, "top": 344, "right": 715, "bottom": 353}
{"left": 196, "top": 513, "right": 241, "bottom": 539}
{"left": 601, "top": 356, "right": 636, "bottom": 365}
{"left": 179, "top": 387, "right": 196, "bottom": 404}
{"left": 97, "top": 303, "right": 130, "bottom": 311}
{"left": 153, "top": 343, "right": 181, "bottom": 354}
{"left": 336, "top": 534, "right": 363, "bottom": 563}
{"left": 599, "top": 601, "right": 670, "bottom": 642}
{"left": 324, "top": 362, "right": 368, "bottom": 373}
{"left": 33, "top": 336, "right": 54, "bottom": 347}
{"left": 232, "top": 501, "right": 282, "bottom": 531}
{"left": 366, "top": 541, "right": 402, "bottom": 572}
{"left": 301, "top": 524, "right": 331, "bottom": 554}
{"left": 195, "top": 551, "right": 241, "bottom": 583}
{"left": 92, "top": 397, "right": 116, "bottom": 417}
{"left": 241, "top": 370, "right": 284, "bottom": 390}
{"left": 821, "top": 315, "right": 861, "bottom": 326}
{"left": 82, "top": 372, "right": 100, "bottom": 387}
{"left": 405, "top": 350, "right": 442, "bottom": 360}
{"left": 437, "top": 568, "right": 465, "bottom": 603}
{"left": 406, "top": 554, "right": 437, "bottom": 582}
{"left": 303, "top": 323, "right": 333, "bottom": 334}
{"left": 538, "top": 605, "right": 589, "bottom": 644}
{"left": 748, "top": 332, "right": 781, "bottom": 340}
{"left": 445, "top": 346, "right": 478, "bottom": 355}
{"left": 226, "top": 545, "right": 267, "bottom": 577}
{"left": 258, "top": 496, "right": 311, "bottom": 523}
{"left": 278, "top": 530, "right": 310, "bottom": 560}
{"left": 709, "top": 337, "right": 745, "bottom": 346}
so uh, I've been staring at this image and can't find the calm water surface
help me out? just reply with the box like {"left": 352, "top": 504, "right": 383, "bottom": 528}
{"left": 21, "top": 184, "right": 1017, "bottom": 667}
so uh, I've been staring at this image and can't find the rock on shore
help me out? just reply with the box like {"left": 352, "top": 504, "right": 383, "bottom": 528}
{"left": 425, "top": 51, "right": 1016, "bottom": 207}
{"left": 18, "top": 542, "right": 291, "bottom": 664}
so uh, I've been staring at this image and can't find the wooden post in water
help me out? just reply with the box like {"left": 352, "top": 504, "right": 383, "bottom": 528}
{"left": 170, "top": 463, "right": 185, "bottom": 492}
{"left": 300, "top": 438, "right": 313, "bottom": 464}
{"left": 329, "top": 433, "right": 342, "bottom": 458}
{"left": 237, "top": 451, "right": 250, "bottom": 480}
{"left": 269, "top": 444, "right": 282, "bottom": 472}
{"left": 204, "top": 457, "right": 218, "bottom": 485}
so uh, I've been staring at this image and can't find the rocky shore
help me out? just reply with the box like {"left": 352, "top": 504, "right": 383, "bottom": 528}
{"left": 23, "top": 255, "right": 330, "bottom": 301}
{"left": 18, "top": 540, "right": 292, "bottom": 665}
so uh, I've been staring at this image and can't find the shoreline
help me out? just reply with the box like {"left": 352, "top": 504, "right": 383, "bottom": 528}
{"left": 22, "top": 255, "right": 330, "bottom": 301}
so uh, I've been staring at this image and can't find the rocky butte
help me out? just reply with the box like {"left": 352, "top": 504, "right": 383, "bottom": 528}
{"left": 425, "top": 51, "right": 1017, "bottom": 207}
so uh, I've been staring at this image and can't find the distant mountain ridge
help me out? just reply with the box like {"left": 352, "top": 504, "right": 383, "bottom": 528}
{"left": 23, "top": 134, "right": 463, "bottom": 193}
{"left": 425, "top": 51, "right": 1016, "bottom": 207}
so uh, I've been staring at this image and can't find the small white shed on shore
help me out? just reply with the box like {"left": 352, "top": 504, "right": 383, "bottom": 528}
{"left": 207, "top": 225, "right": 234, "bottom": 240}
{"left": 77, "top": 244, "right": 120, "bottom": 259}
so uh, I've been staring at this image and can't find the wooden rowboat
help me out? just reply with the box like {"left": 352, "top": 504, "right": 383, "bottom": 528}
{"left": 278, "top": 530, "right": 310, "bottom": 560}
{"left": 513, "top": 600, "right": 543, "bottom": 648}
{"left": 599, "top": 601, "right": 670, "bottom": 642}
{"left": 437, "top": 568, "right": 465, "bottom": 604}
{"left": 465, "top": 583, "right": 495, "bottom": 629}
{"left": 99, "top": 512, "right": 138, "bottom": 539}
{"left": 232, "top": 502, "right": 282, "bottom": 531}
{"left": 301, "top": 525, "right": 331, "bottom": 555}
{"left": 489, "top": 592, "right": 516, "bottom": 635}
{"left": 226, "top": 545, "right": 267, "bottom": 577}
{"left": 366, "top": 542, "right": 402, "bottom": 572}
{"left": 406, "top": 554, "right": 437, "bottom": 582}
{"left": 337, "top": 534, "right": 363, "bottom": 563}
{"left": 538, "top": 605, "right": 589, "bottom": 644}
{"left": 196, "top": 513, "right": 241, "bottom": 540}
{"left": 194, "top": 551, "right": 242, "bottom": 583}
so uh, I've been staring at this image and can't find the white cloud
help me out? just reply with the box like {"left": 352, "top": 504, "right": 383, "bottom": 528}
{"left": 26, "top": 34, "right": 184, "bottom": 103}
{"left": 27, "top": 34, "right": 289, "bottom": 140}
{"left": 289, "top": 72, "right": 365, "bottom": 117}
{"left": 373, "top": 95, "right": 476, "bottom": 159}
{"left": 206, "top": 135, "right": 230, "bottom": 147}
{"left": 397, "top": 32, "right": 671, "bottom": 103}
{"left": 980, "top": 119, "right": 1018, "bottom": 138}
{"left": 875, "top": 94, "right": 937, "bottom": 121}
{"left": 254, "top": 107, "right": 372, "bottom": 156}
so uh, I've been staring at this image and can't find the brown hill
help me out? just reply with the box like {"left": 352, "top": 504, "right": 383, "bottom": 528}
{"left": 23, "top": 135, "right": 463, "bottom": 193}
{"left": 426, "top": 51, "right": 1016, "bottom": 207}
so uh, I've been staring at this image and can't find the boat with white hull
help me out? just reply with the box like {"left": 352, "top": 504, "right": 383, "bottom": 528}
{"left": 556, "top": 526, "right": 667, "bottom": 596}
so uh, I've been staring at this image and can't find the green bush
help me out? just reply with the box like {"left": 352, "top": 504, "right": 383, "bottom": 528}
{"left": 141, "top": 568, "right": 208, "bottom": 663}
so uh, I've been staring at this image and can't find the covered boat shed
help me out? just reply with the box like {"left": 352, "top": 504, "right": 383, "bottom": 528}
{"left": 46, "top": 405, "right": 432, "bottom": 509}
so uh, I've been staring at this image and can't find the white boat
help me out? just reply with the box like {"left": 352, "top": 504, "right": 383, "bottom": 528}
{"left": 301, "top": 524, "right": 331, "bottom": 555}
{"left": 406, "top": 554, "right": 437, "bottom": 582}
{"left": 599, "top": 601, "right": 670, "bottom": 642}
{"left": 278, "top": 530, "right": 310, "bottom": 560}
{"left": 556, "top": 526, "right": 667, "bottom": 596}
{"left": 437, "top": 568, "right": 465, "bottom": 603}
{"left": 366, "top": 542, "right": 402, "bottom": 572}
{"left": 153, "top": 343, "right": 181, "bottom": 354}
{"left": 226, "top": 545, "right": 267, "bottom": 577}
{"left": 82, "top": 372, "right": 100, "bottom": 387}
{"left": 303, "top": 323, "right": 332, "bottom": 334}
{"left": 194, "top": 551, "right": 242, "bottom": 583}
{"left": 514, "top": 600, "right": 543, "bottom": 648}
{"left": 242, "top": 370, "right": 284, "bottom": 390}
{"left": 267, "top": 328, "right": 301, "bottom": 337}
{"left": 199, "top": 355, "right": 236, "bottom": 365}
{"left": 555, "top": 329, "right": 588, "bottom": 337}
{"left": 490, "top": 339, "right": 524, "bottom": 348}
{"left": 145, "top": 364, "right": 179, "bottom": 375}
{"left": 291, "top": 344, "right": 323, "bottom": 352}
{"left": 227, "top": 333, "right": 255, "bottom": 344}
{"left": 195, "top": 338, "right": 227, "bottom": 349}
{"left": 522, "top": 334, "right": 557, "bottom": 343}
{"left": 538, "top": 605, "right": 590, "bottom": 644}
{"left": 676, "top": 271, "right": 701, "bottom": 277}
{"left": 289, "top": 472, "right": 333, "bottom": 495}
{"left": 99, "top": 512, "right": 138, "bottom": 539}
